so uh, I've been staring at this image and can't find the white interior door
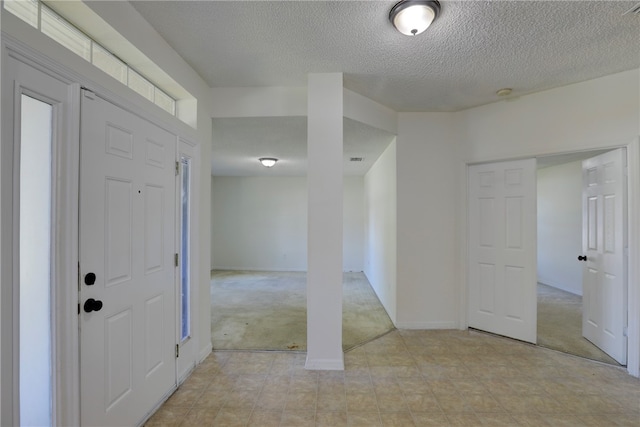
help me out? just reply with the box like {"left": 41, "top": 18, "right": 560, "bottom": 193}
{"left": 79, "top": 90, "right": 177, "bottom": 426}
{"left": 468, "top": 159, "right": 537, "bottom": 343}
{"left": 582, "top": 149, "right": 627, "bottom": 365}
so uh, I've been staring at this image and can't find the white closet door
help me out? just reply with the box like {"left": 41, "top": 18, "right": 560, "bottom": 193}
{"left": 582, "top": 148, "right": 627, "bottom": 365}
{"left": 468, "top": 159, "right": 537, "bottom": 343}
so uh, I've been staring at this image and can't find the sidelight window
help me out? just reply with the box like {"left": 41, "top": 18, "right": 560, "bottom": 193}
{"left": 179, "top": 157, "right": 191, "bottom": 342}
{"left": 19, "top": 94, "right": 54, "bottom": 427}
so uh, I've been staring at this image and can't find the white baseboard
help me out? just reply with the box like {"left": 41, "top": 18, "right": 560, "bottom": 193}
{"left": 395, "top": 321, "right": 458, "bottom": 330}
{"left": 198, "top": 342, "right": 212, "bottom": 363}
{"left": 304, "top": 355, "right": 345, "bottom": 371}
{"left": 178, "top": 363, "right": 196, "bottom": 386}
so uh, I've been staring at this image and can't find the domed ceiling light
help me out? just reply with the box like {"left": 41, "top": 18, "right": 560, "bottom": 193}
{"left": 496, "top": 88, "right": 513, "bottom": 97}
{"left": 259, "top": 157, "right": 278, "bottom": 168}
{"left": 389, "top": 0, "right": 441, "bottom": 36}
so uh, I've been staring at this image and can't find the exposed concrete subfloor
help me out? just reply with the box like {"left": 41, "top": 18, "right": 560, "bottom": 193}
{"left": 211, "top": 271, "right": 395, "bottom": 352}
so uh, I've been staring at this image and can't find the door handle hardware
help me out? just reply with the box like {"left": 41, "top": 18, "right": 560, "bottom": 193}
{"left": 578, "top": 255, "right": 587, "bottom": 261}
{"left": 84, "top": 298, "right": 103, "bottom": 313}
{"left": 84, "top": 272, "right": 96, "bottom": 286}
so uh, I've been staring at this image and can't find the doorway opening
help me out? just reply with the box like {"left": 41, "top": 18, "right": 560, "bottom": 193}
{"left": 537, "top": 149, "right": 626, "bottom": 366}
{"left": 468, "top": 148, "right": 630, "bottom": 367}
{"left": 209, "top": 117, "right": 395, "bottom": 352}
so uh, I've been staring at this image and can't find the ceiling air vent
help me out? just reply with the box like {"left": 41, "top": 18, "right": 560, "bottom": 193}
{"left": 623, "top": 2, "right": 640, "bottom": 15}
{"left": 350, "top": 157, "right": 364, "bottom": 162}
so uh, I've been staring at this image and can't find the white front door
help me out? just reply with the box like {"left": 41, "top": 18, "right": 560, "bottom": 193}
{"left": 468, "top": 159, "right": 537, "bottom": 343}
{"left": 582, "top": 149, "right": 627, "bottom": 365}
{"left": 79, "top": 91, "right": 177, "bottom": 426}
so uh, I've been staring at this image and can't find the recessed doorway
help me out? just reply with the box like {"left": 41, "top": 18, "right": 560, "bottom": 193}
{"left": 537, "top": 149, "right": 626, "bottom": 366}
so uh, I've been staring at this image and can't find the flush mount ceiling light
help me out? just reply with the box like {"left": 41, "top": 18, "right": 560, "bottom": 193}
{"left": 259, "top": 157, "right": 278, "bottom": 168}
{"left": 389, "top": 0, "right": 441, "bottom": 36}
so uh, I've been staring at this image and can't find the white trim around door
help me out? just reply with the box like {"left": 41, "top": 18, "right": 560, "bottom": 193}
{"left": 1, "top": 36, "right": 204, "bottom": 426}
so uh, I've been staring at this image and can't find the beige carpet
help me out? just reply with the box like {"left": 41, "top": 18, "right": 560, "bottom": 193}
{"left": 211, "top": 270, "right": 395, "bottom": 352}
{"left": 537, "top": 283, "right": 620, "bottom": 366}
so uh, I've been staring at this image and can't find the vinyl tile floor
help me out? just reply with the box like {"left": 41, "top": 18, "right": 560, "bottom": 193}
{"left": 145, "top": 329, "right": 640, "bottom": 426}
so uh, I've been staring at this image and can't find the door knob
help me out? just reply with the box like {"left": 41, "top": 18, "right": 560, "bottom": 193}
{"left": 83, "top": 298, "right": 103, "bottom": 313}
{"left": 577, "top": 255, "right": 587, "bottom": 261}
{"left": 84, "top": 272, "right": 96, "bottom": 286}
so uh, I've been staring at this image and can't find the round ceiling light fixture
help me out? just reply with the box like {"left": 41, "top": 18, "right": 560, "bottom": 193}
{"left": 496, "top": 88, "right": 513, "bottom": 97}
{"left": 259, "top": 157, "right": 278, "bottom": 168}
{"left": 389, "top": 0, "right": 441, "bottom": 36}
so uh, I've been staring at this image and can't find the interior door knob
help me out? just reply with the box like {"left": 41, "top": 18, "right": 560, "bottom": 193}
{"left": 577, "top": 255, "right": 587, "bottom": 261}
{"left": 83, "top": 298, "right": 103, "bottom": 313}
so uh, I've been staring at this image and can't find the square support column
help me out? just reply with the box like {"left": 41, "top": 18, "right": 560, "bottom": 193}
{"left": 305, "top": 73, "right": 344, "bottom": 370}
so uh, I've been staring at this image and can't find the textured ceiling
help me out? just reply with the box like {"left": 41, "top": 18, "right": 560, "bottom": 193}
{"left": 131, "top": 0, "right": 639, "bottom": 112}
{"left": 129, "top": 0, "right": 639, "bottom": 176}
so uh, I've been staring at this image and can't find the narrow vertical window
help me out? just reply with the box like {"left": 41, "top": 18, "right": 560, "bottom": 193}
{"left": 180, "top": 157, "right": 191, "bottom": 341}
{"left": 19, "top": 94, "right": 53, "bottom": 426}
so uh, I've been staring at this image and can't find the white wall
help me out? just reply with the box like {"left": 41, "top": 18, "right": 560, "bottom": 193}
{"left": 209, "top": 86, "right": 398, "bottom": 134}
{"left": 211, "top": 176, "right": 364, "bottom": 271}
{"left": 343, "top": 177, "right": 365, "bottom": 272}
{"left": 211, "top": 176, "right": 307, "bottom": 271}
{"left": 537, "top": 161, "right": 583, "bottom": 295}
{"left": 396, "top": 113, "right": 460, "bottom": 329}
{"left": 460, "top": 69, "right": 639, "bottom": 163}
{"left": 364, "top": 141, "right": 397, "bottom": 323}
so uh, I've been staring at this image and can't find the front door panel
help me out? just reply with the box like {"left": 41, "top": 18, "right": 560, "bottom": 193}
{"left": 79, "top": 91, "right": 176, "bottom": 426}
